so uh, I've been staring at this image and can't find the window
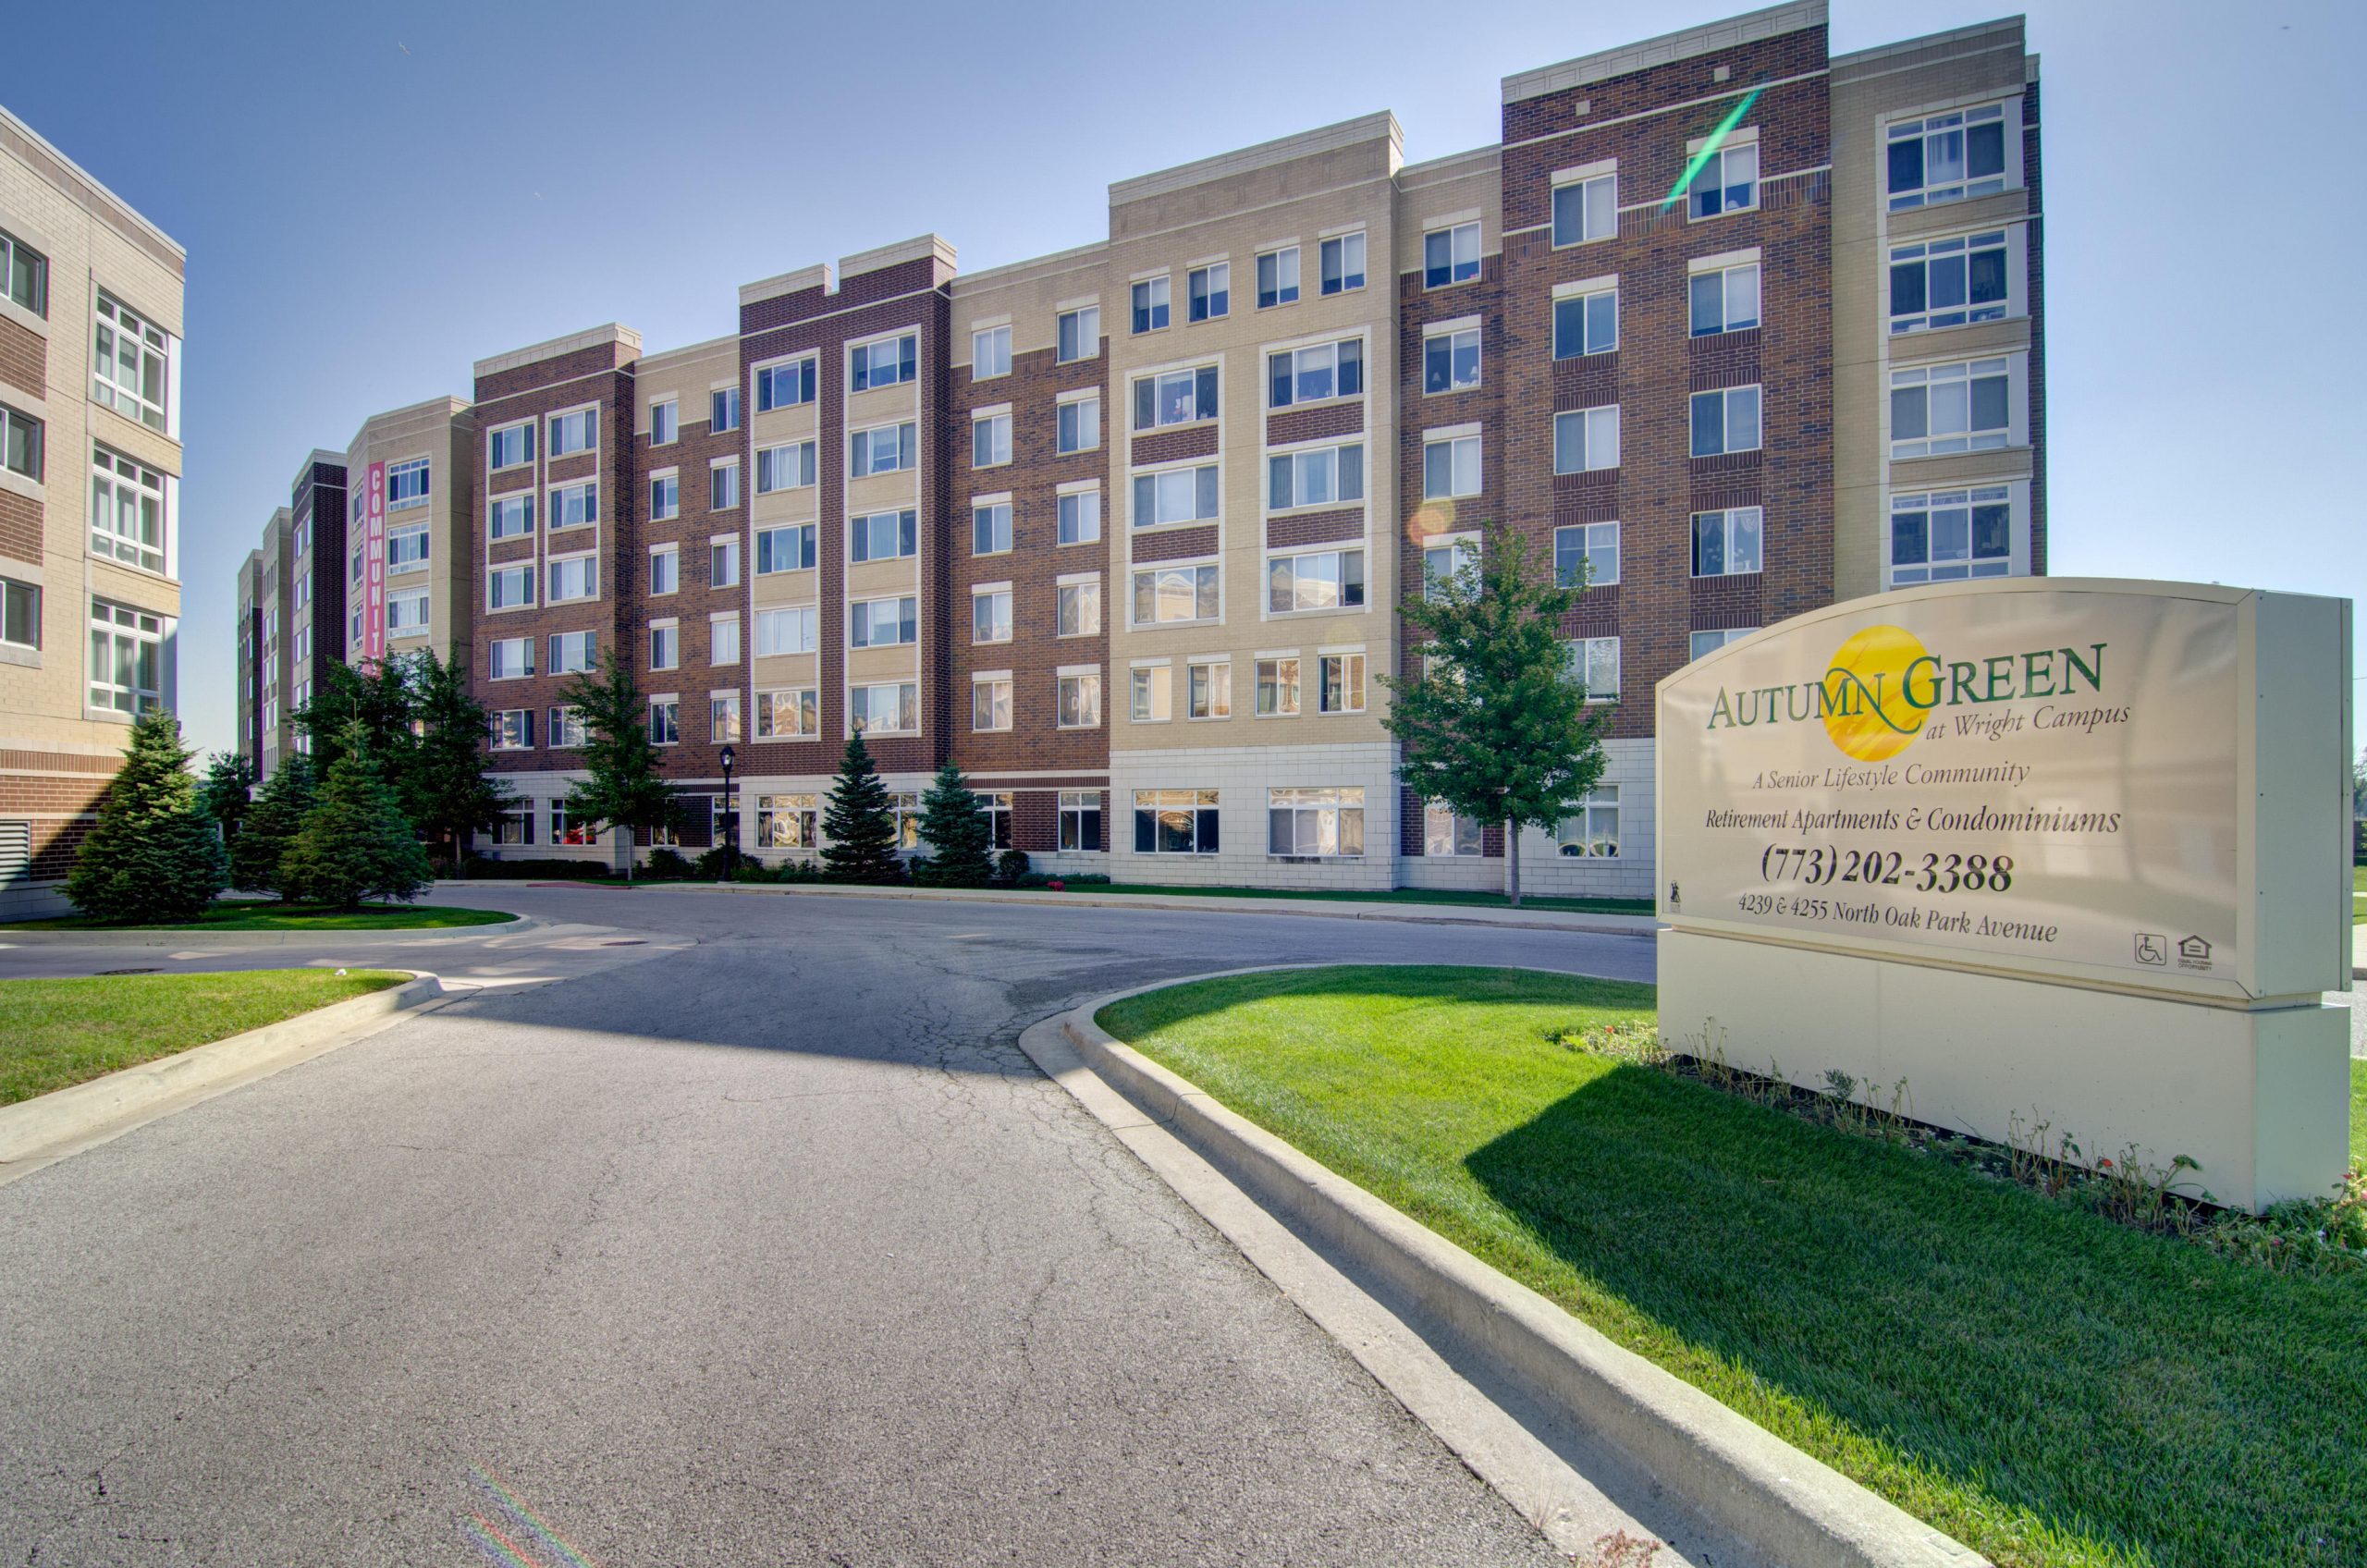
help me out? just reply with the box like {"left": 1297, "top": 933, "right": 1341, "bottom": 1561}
{"left": 1187, "top": 660, "right": 1230, "bottom": 719}
{"left": 1319, "top": 232, "right": 1365, "bottom": 295}
{"left": 758, "top": 605, "right": 827, "bottom": 659}
{"left": 756, "top": 441, "right": 816, "bottom": 495}
{"left": 1266, "top": 441, "right": 1364, "bottom": 510}
{"left": 1689, "top": 262, "right": 1760, "bottom": 337}
{"left": 548, "top": 555, "right": 597, "bottom": 603}
{"left": 387, "top": 591, "right": 430, "bottom": 637}
{"left": 1057, "top": 671, "right": 1101, "bottom": 729}
{"left": 2, "top": 227, "right": 46, "bottom": 315}
{"left": 551, "top": 800, "right": 599, "bottom": 847}
{"left": 757, "top": 793, "right": 820, "bottom": 849}
{"left": 1425, "top": 803, "right": 1484, "bottom": 858}
{"left": 1268, "top": 549, "right": 1366, "bottom": 614}
{"left": 850, "top": 508, "right": 917, "bottom": 563}
{"left": 548, "top": 706, "right": 587, "bottom": 749}
{"left": 1888, "top": 104, "right": 2008, "bottom": 210}
{"left": 386, "top": 524, "right": 430, "bottom": 569}
{"left": 1133, "top": 365, "right": 1219, "bottom": 430}
{"left": 90, "top": 447, "right": 166, "bottom": 573}
{"left": 711, "top": 692, "right": 742, "bottom": 743}
{"left": 549, "top": 409, "right": 598, "bottom": 456}
{"left": 1688, "top": 140, "right": 1759, "bottom": 218}
{"left": 1130, "top": 665, "right": 1171, "bottom": 722}
{"left": 1422, "top": 534, "right": 1478, "bottom": 598}
{"left": 650, "top": 472, "right": 680, "bottom": 521}
{"left": 1693, "top": 506, "right": 1763, "bottom": 577}
{"left": 1890, "top": 485, "right": 2013, "bottom": 586}
{"left": 0, "top": 577, "right": 37, "bottom": 650}
{"left": 487, "top": 421, "right": 533, "bottom": 472}
{"left": 1570, "top": 636, "right": 1620, "bottom": 703}
{"left": 972, "top": 325, "right": 1012, "bottom": 379}
{"left": 1056, "top": 577, "right": 1100, "bottom": 637}
{"left": 489, "top": 494, "right": 534, "bottom": 539}
{"left": 890, "top": 792, "right": 924, "bottom": 851}
{"left": 1132, "top": 563, "right": 1220, "bottom": 625}
{"left": 0, "top": 403, "right": 43, "bottom": 480}
{"left": 1890, "top": 231, "right": 2009, "bottom": 334}
{"left": 755, "top": 525, "right": 816, "bottom": 575}
{"left": 1061, "top": 790, "right": 1104, "bottom": 851}
{"left": 967, "top": 501, "right": 1012, "bottom": 557}
{"left": 488, "top": 566, "right": 533, "bottom": 608}
{"left": 711, "top": 386, "right": 742, "bottom": 433}
{"left": 648, "top": 398, "right": 678, "bottom": 447}
{"left": 492, "top": 803, "right": 535, "bottom": 846}
{"left": 649, "top": 546, "right": 680, "bottom": 596}
{"left": 1318, "top": 653, "right": 1366, "bottom": 714}
{"left": 710, "top": 537, "right": 740, "bottom": 588}
{"left": 972, "top": 676, "right": 1012, "bottom": 731}
{"left": 1690, "top": 627, "right": 1754, "bottom": 660}
{"left": 1551, "top": 172, "right": 1617, "bottom": 246}
{"left": 551, "top": 481, "right": 598, "bottom": 530}
{"left": 549, "top": 631, "right": 597, "bottom": 674}
{"left": 1268, "top": 338, "right": 1362, "bottom": 408}
{"left": 649, "top": 698, "right": 680, "bottom": 744}
{"left": 1134, "top": 790, "right": 1219, "bottom": 854}
{"left": 1552, "top": 407, "right": 1620, "bottom": 474}
{"left": 489, "top": 710, "right": 533, "bottom": 751}
{"left": 974, "top": 586, "right": 1012, "bottom": 643}
{"left": 1423, "top": 223, "right": 1480, "bottom": 288}
{"left": 972, "top": 410, "right": 1012, "bottom": 468}
{"left": 851, "top": 334, "right": 918, "bottom": 391}
{"left": 1421, "top": 434, "right": 1480, "bottom": 499}
{"left": 975, "top": 792, "right": 1013, "bottom": 851}
{"left": 1188, "top": 263, "right": 1230, "bottom": 323}
{"left": 1559, "top": 787, "right": 1621, "bottom": 858}
{"left": 92, "top": 293, "right": 169, "bottom": 430}
{"left": 649, "top": 621, "right": 680, "bottom": 670}
{"left": 753, "top": 355, "right": 816, "bottom": 414}
{"left": 1269, "top": 787, "right": 1364, "bottom": 857}
{"left": 1689, "top": 386, "right": 1761, "bottom": 457}
{"left": 88, "top": 600, "right": 160, "bottom": 714}
{"left": 1553, "top": 521, "right": 1620, "bottom": 588}
{"left": 386, "top": 458, "right": 431, "bottom": 510}
{"left": 1257, "top": 247, "right": 1300, "bottom": 309}
{"left": 1131, "top": 462, "right": 1220, "bottom": 527}
{"left": 1056, "top": 393, "right": 1101, "bottom": 454}
{"left": 1057, "top": 306, "right": 1100, "bottom": 363}
{"left": 851, "top": 681, "right": 918, "bottom": 735}
{"left": 850, "top": 423, "right": 917, "bottom": 475}
{"left": 850, "top": 596, "right": 917, "bottom": 648}
{"left": 1255, "top": 657, "right": 1300, "bottom": 717}
{"left": 1058, "top": 489, "right": 1101, "bottom": 545}
{"left": 1890, "top": 358, "right": 2011, "bottom": 458}
{"left": 756, "top": 689, "right": 818, "bottom": 740}
{"left": 711, "top": 460, "right": 742, "bottom": 510}
{"left": 1130, "top": 276, "right": 1171, "bottom": 335}
{"left": 711, "top": 614, "right": 741, "bottom": 666}
{"left": 1423, "top": 328, "right": 1480, "bottom": 395}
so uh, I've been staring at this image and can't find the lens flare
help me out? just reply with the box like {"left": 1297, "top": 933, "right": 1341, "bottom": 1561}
{"left": 1661, "top": 86, "right": 1763, "bottom": 213}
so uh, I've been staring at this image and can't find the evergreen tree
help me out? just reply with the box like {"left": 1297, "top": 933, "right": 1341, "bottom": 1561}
{"left": 410, "top": 644, "right": 514, "bottom": 865}
{"left": 821, "top": 730, "right": 901, "bottom": 883}
{"left": 915, "top": 760, "right": 993, "bottom": 887}
{"left": 197, "top": 751, "right": 256, "bottom": 847}
{"left": 230, "top": 753, "right": 315, "bottom": 898}
{"left": 1380, "top": 526, "right": 1608, "bottom": 906}
{"left": 65, "top": 710, "right": 228, "bottom": 924}
{"left": 558, "top": 645, "right": 676, "bottom": 880}
{"left": 279, "top": 723, "right": 433, "bottom": 910}
{"left": 292, "top": 656, "right": 418, "bottom": 781}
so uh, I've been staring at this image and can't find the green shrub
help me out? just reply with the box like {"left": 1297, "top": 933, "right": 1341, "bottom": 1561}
{"left": 994, "top": 848, "right": 1031, "bottom": 886}
{"left": 644, "top": 847, "right": 694, "bottom": 879}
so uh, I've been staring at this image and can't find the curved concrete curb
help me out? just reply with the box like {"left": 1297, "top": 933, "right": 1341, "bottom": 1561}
{"left": 0, "top": 973, "right": 445, "bottom": 1172}
{"left": 0, "top": 914, "right": 536, "bottom": 948}
{"left": 1045, "top": 970, "right": 1988, "bottom": 1568}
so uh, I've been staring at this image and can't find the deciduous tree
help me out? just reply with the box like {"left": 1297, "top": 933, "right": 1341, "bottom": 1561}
{"left": 558, "top": 646, "right": 677, "bottom": 881}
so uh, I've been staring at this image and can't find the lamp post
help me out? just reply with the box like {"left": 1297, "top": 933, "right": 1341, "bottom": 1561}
{"left": 718, "top": 743, "right": 737, "bottom": 884}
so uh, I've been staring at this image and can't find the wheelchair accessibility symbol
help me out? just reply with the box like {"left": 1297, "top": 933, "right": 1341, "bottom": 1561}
{"left": 2134, "top": 934, "right": 2167, "bottom": 966}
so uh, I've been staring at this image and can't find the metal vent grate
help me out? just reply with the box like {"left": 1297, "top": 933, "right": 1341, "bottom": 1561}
{"left": 0, "top": 821, "right": 29, "bottom": 883}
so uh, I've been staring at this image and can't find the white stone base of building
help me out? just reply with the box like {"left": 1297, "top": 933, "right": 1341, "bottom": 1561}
{"left": 1108, "top": 741, "right": 1400, "bottom": 892}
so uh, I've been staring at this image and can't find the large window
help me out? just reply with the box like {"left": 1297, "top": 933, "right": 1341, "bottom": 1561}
{"left": 1267, "top": 548, "right": 1366, "bottom": 613}
{"left": 387, "top": 523, "right": 430, "bottom": 569}
{"left": 1319, "top": 232, "right": 1365, "bottom": 295}
{"left": 710, "top": 692, "right": 741, "bottom": 743}
{"left": 1132, "top": 462, "right": 1220, "bottom": 527}
{"left": 386, "top": 458, "right": 431, "bottom": 510}
{"left": 1132, "top": 563, "right": 1220, "bottom": 625}
{"left": 756, "top": 690, "right": 817, "bottom": 740}
{"left": 1887, "top": 104, "right": 2008, "bottom": 210}
{"left": 755, "top": 524, "right": 816, "bottom": 575}
{"left": 850, "top": 596, "right": 917, "bottom": 648}
{"left": 92, "top": 293, "right": 169, "bottom": 430}
{"left": 851, "top": 681, "right": 918, "bottom": 735}
{"left": 90, "top": 446, "right": 166, "bottom": 573}
{"left": 1134, "top": 365, "right": 1219, "bottom": 430}
{"left": 1, "top": 403, "right": 43, "bottom": 480}
{"left": 1267, "top": 442, "right": 1363, "bottom": 509}
{"left": 1134, "top": 790, "right": 1218, "bottom": 854}
{"left": 1257, "top": 247, "right": 1300, "bottom": 309}
{"left": 851, "top": 334, "right": 917, "bottom": 391}
{"left": 1890, "top": 358, "right": 2010, "bottom": 458}
{"left": 1559, "top": 787, "right": 1621, "bottom": 858}
{"left": 488, "top": 422, "right": 534, "bottom": 470}
{"left": 0, "top": 577, "right": 37, "bottom": 650}
{"left": 1890, "top": 230, "right": 2009, "bottom": 334}
{"left": 1131, "top": 276, "right": 1171, "bottom": 335}
{"left": 850, "top": 508, "right": 917, "bottom": 563}
{"left": 1553, "top": 521, "right": 1619, "bottom": 588}
{"left": 1425, "top": 803, "right": 1484, "bottom": 858}
{"left": 975, "top": 792, "right": 1013, "bottom": 851}
{"left": 757, "top": 355, "right": 816, "bottom": 411}
{"left": 548, "top": 409, "right": 597, "bottom": 456}
{"left": 972, "top": 502, "right": 1012, "bottom": 556}
{"left": 549, "top": 631, "right": 597, "bottom": 673}
{"left": 1551, "top": 172, "right": 1617, "bottom": 246}
{"left": 757, "top": 794, "right": 820, "bottom": 849}
{"left": 1569, "top": 637, "right": 1620, "bottom": 704}
{"left": 850, "top": 422, "right": 917, "bottom": 475}
{"left": 1552, "top": 285, "right": 1618, "bottom": 359}
{"left": 1423, "top": 328, "right": 1479, "bottom": 396}
{"left": 88, "top": 599, "right": 161, "bottom": 715}
{"left": 1689, "top": 386, "right": 1761, "bottom": 458}
{"left": 1421, "top": 434, "right": 1480, "bottom": 500}
{"left": 1692, "top": 506, "right": 1763, "bottom": 577}
{"left": 1057, "top": 670, "right": 1101, "bottom": 729}
{"left": 1890, "top": 485, "right": 2012, "bottom": 586}
{"left": 1423, "top": 223, "right": 1480, "bottom": 288}
{"left": 1269, "top": 339, "right": 1362, "bottom": 407}
{"left": 1553, "top": 407, "right": 1620, "bottom": 474}
{"left": 972, "top": 675, "right": 1012, "bottom": 731}
{"left": 972, "top": 325, "right": 1012, "bottom": 379}
{"left": 1, "top": 227, "right": 46, "bottom": 315}
{"left": 550, "top": 481, "right": 598, "bottom": 530}
{"left": 1688, "top": 140, "right": 1758, "bottom": 218}
{"left": 492, "top": 803, "right": 534, "bottom": 846}
{"left": 1269, "top": 787, "right": 1364, "bottom": 858}
{"left": 756, "top": 441, "right": 816, "bottom": 494}
{"left": 1061, "top": 790, "right": 1104, "bottom": 851}
{"left": 1689, "top": 262, "right": 1760, "bottom": 336}
{"left": 1057, "top": 306, "right": 1099, "bottom": 364}
{"left": 548, "top": 555, "right": 597, "bottom": 603}
{"left": 1188, "top": 263, "right": 1229, "bottom": 323}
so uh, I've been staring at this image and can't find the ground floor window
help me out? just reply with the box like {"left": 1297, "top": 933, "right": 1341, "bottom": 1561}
{"left": 1134, "top": 790, "right": 1219, "bottom": 854}
{"left": 975, "top": 790, "right": 1013, "bottom": 851}
{"left": 890, "top": 790, "right": 922, "bottom": 850}
{"left": 710, "top": 794, "right": 735, "bottom": 848}
{"left": 551, "top": 799, "right": 597, "bottom": 846}
{"left": 1559, "top": 786, "right": 1620, "bottom": 858}
{"left": 1060, "top": 790, "right": 1103, "bottom": 851}
{"left": 493, "top": 803, "right": 534, "bottom": 846}
{"left": 1269, "top": 787, "right": 1364, "bottom": 858}
{"left": 1425, "top": 802, "right": 1484, "bottom": 857}
{"left": 757, "top": 793, "right": 817, "bottom": 849}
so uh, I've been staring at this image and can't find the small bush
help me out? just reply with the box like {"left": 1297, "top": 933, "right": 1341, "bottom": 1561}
{"left": 691, "top": 846, "right": 735, "bottom": 880}
{"left": 644, "top": 848, "right": 693, "bottom": 879}
{"left": 994, "top": 849, "right": 1030, "bottom": 887}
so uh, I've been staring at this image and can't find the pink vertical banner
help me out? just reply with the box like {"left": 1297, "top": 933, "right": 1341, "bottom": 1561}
{"left": 362, "top": 460, "right": 387, "bottom": 666}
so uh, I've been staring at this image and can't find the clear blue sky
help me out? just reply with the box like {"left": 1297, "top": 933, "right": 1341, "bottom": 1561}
{"left": 5, "top": 0, "right": 2361, "bottom": 757}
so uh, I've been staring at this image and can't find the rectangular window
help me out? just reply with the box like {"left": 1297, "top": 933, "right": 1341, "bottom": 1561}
{"left": 975, "top": 792, "right": 1013, "bottom": 852}
{"left": 548, "top": 631, "right": 597, "bottom": 674}
{"left": 1131, "top": 276, "right": 1171, "bottom": 336}
{"left": 489, "top": 638, "right": 534, "bottom": 680}
{"left": 755, "top": 524, "right": 816, "bottom": 575}
{"left": 1267, "top": 442, "right": 1364, "bottom": 510}
{"left": 756, "top": 793, "right": 820, "bottom": 849}
{"left": 1269, "top": 787, "right": 1364, "bottom": 858}
{"left": 649, "top": 698, "right": 680, "bottom": 745}
{"left": 1422, "top": 535, "right": 1478, "bottom": 599}
{"left": 1060, "top": 790, "right": 1103, "bottom": 851}
{"left": 1425, "top": 802, "right": 1484, "bottom": 858}
{"left": 756, "top": 441, "right": 817, "bottom": 495}
{"left": 3, "top": 402, "right": 47, "bottom": 479}
{"left": 1688, "top": 140, "right": 1759, "bottom": 218}
{"left": 1057, "top": 305, "right": 1099, "bottom": 363}
{"left": 972, "top": 676, "right": 1012, "bottom": 732}
{"left": 1188, "top": 263, "right": 1230, "bottom": 323}
{"left": 850, "top": 334, "right": 918, "bottom": 391}
{"left": 1133, "top": 364, "right": 1220, "bottom": 430}
{"left": 851, "top": 681, "right": 919, "bottom": 735}
{"left": 551, "top": 481, "right": 598, "bottom": 530}
{"left": 972, "top": 588, "right": 1012, "bottom": 644}
{"left": 1318, "top": 653, "right": 1366, "bottom": 714}
{"left": 386, "top": 591, "right": 430, "bottom": 636}
{"left": 1256, "top": 247, "right": 1300, "bottom": 309}
{"left": 1890, "top": 485, "right": 2013, "bottom": 586}
{"left": 488, "top": 566, "right": 534, "bottom": 609}
{"left": 92, "top": 602, "right": 166, "bottom": 713}
{"left": 1056, "top": 393, "right": 1101, "bottom": 455}
{"left": 710, "top": 537, "right": 740, "bottom": 588}
{"left": 488, "top": 494, "right": 534, "bottom": 539}
{"left": 1888, "top": 104, "right": 2008, "bottom": 210}
{"left": 1187, "top": 660, "right": 1230, "bottom": 719}
{"left": 649, "top": 622, "right": 680, "bottom": 670}
{"left": 850, "top": 508, "right": 918, "bottom": 563}
{"left": 1553, "top": 521, "right": 1620, "bottom": 588}
{"left": 754, "top": 606, "right": 817, "bottom": 656}
{"left": 1267, "top": 549, "right": 1366, "bottom": 613}
{"left": 755, "top": 690, "right": 818, "bottom": 740}
{"left": 1423, "top": 223, "right": 1481, "bottom": 288}
{"left": 711, "top": 614, "right": 742, "bottom": 666}
{"left": 0, "top": 577, "right": 38, "bottom": 650}
{"left": 650, "top": 398, "right": 678, "bottom": 446}
{"left": 1423, "top": 328, "right": 1480, "bottom": 396}
{"left": 1056, "top": 577, "right": 1101, "bottom": 637}
{"left": 710, "top": 460, "right": 742, "bottom": 510}
{"left": 1692, "top": 506, "right": 1764, "bottom": 577}
{"left": 971, "top": 502, "right": 1012, "bottom": 556}
{"left": 547, "top": 706, "right": 587, "bottom": 749}
{"left": 1134, "top": 790, "right": 1219, "bottom": 854}
{"left": 1553, "top": 406, "right": 1620, "bottom": 474}
{"left": 756, "top": 355, "right": 816, "bottom": 411}
{"left": 89, "top": 447, "right": 166, "bottom": 572}
{"left": 551, "top": 799, "right": 600, "bottom": 847}
{"left": 1132, "top": 563, "right": 1220, "bottom": 626}
{"left": 488, "top": 422, "right": 534, "bottom": 470}
{"left": 1689, "top": 262, "right": 1761, "bottom": 337}
{"left": 850, "top": 596, "right": 918, "bottom": 648}
{"left": 549, "top": 409, "right": 598, "bottom": 456}
{"left": 972, "top": 411, "right": 1012, "bottom": 469}
{"left": 1571, "top": 637, "right": 1620, "bottom": 703}
{"left": 972, "top": 325, "right": 1012, "bottom": 379}
{"left": 711, "top": 692, "right": 742, "bottom": 744}
{"left": 489, "top": 710, "right": 534, "bottom": 751}
{"left": 1268, "top": 338, "right": 1363, "bottom": 409}
{"left": 548, "top": 556, "right": 597, "bottom": 603}
{"left": 1421, "top": 434, "right": 1480, "bottom": 500}
{"left": 850, "top": 422, "right": 918, "bottom": 476}
{"left": 491, "top": 803, "right": 534, "bottom": 846}
{"left": 1890, "top": 230, "right": 2010, "bottom": 334}
{"left": 1558, "top": 787, "right": 1622, "bottom": 858}
{"left": 92, "top": 293, "right": 169, "bottom": 430}
{"left": 1690, "top": 628, "right": 1754, "bottom": 661}
{"left": 1058, "top": 489, "right": 1101, "bottom": 545}
{"left": 1689, "top": 386, "right": 1762, "bottom": 458}
{"left": 1890, "top": 358, "right": 2011, "bottom": 458}
{"left": 1, "top": 227, "right": 47, "bottom": 316}
{"left": 649, "top": 472, "right": 680, "bottom": 521}
{"left": 890, "top": 792, "right": 924, "bottom": 851}
{"left": 1319, "top": 232, "right": 1365, "bottom": 295}
{"left": 1131, "top": 462, "right": 1220, "bottom": 527}
{"left": 1551, "top": 172, "right": 1617, "bottom": 246}
{"left": 711, "top": 386, "right": 742, "bottom": 433}
{"left": 386, "top": 458, "right": 431, "bottom": 510}
{"left": 1255, "top": 657, "right": 1300, "bottom": 717}
{"left": 386, "top": 524, "right": 430, "bottom": 568}
{"left": 1130, "top": 665, "right": 1171, "bottom": 722}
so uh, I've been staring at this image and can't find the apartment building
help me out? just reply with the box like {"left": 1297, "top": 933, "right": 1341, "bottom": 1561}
{"left": 339, "top": 398, "right": 477, "bottom": 673}
{"left": 244, "top": 3, "right": 2045, "bottom": 899}
{"left": 1, "top": 104, "right": 185, "bottom": 917}
{"left": 234, "top": 451, "right": 349, "bottom": 781}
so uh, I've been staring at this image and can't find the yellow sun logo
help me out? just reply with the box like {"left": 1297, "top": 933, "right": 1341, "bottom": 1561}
{"left": 1821, "top": 625, "right": 1929, "bottom": 762}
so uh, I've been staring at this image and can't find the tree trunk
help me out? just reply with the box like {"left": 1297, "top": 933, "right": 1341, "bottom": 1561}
{"left": 619, "top": 825, "right": 634, "bottom": 884}
{"left": 1505, "top": 817, "right": 1522, "bottom": 907}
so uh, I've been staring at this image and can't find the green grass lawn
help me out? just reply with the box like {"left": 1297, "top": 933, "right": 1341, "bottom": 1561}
{"left": 1091, "top": 882, "right": 1654, "bottom": 917}
{"left": 0, "top": 969, "right": 409, "bottom": 1105}
{"left": 0, "top": 901, "right": 516, "bottom": 932}
{"left": 1100, "top": 965, "right": 2366, "bottom": 1568}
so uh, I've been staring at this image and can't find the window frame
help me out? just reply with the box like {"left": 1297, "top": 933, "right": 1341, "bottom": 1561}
{"left": 1130, "top": 561, "right": 1222, "bottom": 628}
{"left": 1267, "top": 786, "right": 1365, "bottom": 859}
{"left": 1187, "top": 262, "right": 1230, "bottom": 323}
{"left": 1552, "top": 521, "right": 1620, "bottom": 589}
{"left": 1688, "top": 261, "right": 1761, "bottom": 337}
{"left": 1552, "top": 406, "right": 1620, "bottom": 475}
{"left": 971, "top": 324, "right": 1012, "bottom": 381}
{"left": 755, "top": 352, "right": 819, "bottom": 412}
{"left": 1256, "top": 246, "right": 1301, "bottom": 309}
{"left": 1133, "top": 789, "right": 1219, "bottom": 855}
{"left": 1686, "top": 138, "right": 1760, "bottom": 220}
{"left": 1130, "top": 276, "right": 1171, "bottom": 335}
{"left": 1421, "top": 222, "right": 1481, "bottom": 289}
{"left": 1690, "top": 506, "right": 1765, "bottom": 579}
{"left": 848, "top": 332, "right": 919, "bottom": 393}
{"left": 1550, "top": 170, "right": 1617, "bottom": 248}
{"left": 1318, "top": 232, "right": 1366, "bottom": 296}
{"left": 1265, "top": 547, "right": 1367, "bottom": 616}
{"left": 1421, "top": 432, "right": 1481, "bottom": 501}
{"left": 1689, "top": 386, "right": 1763, "bottom": 458}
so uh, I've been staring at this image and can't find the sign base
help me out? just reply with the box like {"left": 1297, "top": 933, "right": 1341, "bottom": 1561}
{"left": 1658, "top": 928, "right": 2349, "bottom": 1214}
